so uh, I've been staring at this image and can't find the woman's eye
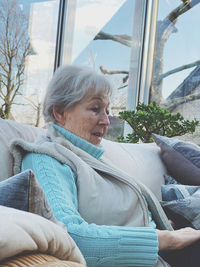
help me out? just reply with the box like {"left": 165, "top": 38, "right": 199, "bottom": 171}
{"left": 91, "top": 107, "right": 99, "bottom": 113}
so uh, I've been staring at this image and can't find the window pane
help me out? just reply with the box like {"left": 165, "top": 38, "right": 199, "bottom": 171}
{"left": 150, "top": 0, "right": 200, "bottom": 144}
{"left": 0, "top": 0, "right": 60, "bottom": 126}
{"left": 61, "top": 0, "right": 146, "bottom": 141}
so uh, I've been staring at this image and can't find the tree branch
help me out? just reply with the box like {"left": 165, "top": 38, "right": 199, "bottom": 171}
{"left": 118, "top": 84, "right": 128, "bottom": 90}
{"left": 99, "top": 65, "right": 129, "bottom": 75}
{"left": 0, "top": 61, "right": 8, "bottom": 74}
{"left": 166, "top": 0, "right": 200, "bottom": 24}
{"left": 154, "top": 59, "right": 200, "bottom": 84}
{"left": 0, "top": 93, "right": 5, "bottom": 100}
{"left": 163, "top": 92, "right": 200, "bottom": 111}
{"left": 94, "top": 31, "right": 132, "bottom": 47}
{"left": 23, "top": 96, "right": 38, "bottom": 110}
{"left": 99, "top": 65, "right": 129, "bottom": 84}
{"left": 1, "top": 80, "right": 8, "bottom": 88}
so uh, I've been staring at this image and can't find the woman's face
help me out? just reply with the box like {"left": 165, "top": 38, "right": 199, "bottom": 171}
{"left": 57, "top": 93, "right": 110, "bottom": 146}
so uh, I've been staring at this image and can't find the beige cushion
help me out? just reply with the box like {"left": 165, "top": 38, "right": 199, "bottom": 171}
{"left": 102, "top": 139, "right": 167, "bottom": 200}
{"left": 0, "top": 119, "right": 45, "bottom": 181}
{"left": 0, "top": 206, "right": 86, "bottom": 265}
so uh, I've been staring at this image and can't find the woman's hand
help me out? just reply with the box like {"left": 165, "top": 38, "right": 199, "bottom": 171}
{"left": 156, "top": 228, "right": 200, "bottom": 250}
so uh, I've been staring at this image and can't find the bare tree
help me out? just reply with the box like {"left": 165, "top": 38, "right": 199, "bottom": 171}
{"left": 95, "top": 0, "right": 200, "bottom": 106}
{"left": 0, "top": 0, "right": 32, "bottom": 119}
{"left": 23, "top": 96, "right": 42, "bottom": 127}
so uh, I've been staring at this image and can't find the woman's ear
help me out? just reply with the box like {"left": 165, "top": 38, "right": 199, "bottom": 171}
{"left": 52, "top": 105, "right": 66, "bottom": 126}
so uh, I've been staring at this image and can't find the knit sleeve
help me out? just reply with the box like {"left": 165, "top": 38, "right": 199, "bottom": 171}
{"left": 22, "top": 153, "right": 159, "bottom": 267}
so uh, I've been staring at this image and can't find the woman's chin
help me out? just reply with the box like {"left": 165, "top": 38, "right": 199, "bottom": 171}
{"left": 90, "top": 136, "right": 102, "bottom": 146}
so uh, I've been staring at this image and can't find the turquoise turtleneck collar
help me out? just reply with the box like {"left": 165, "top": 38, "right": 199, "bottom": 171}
{"left": 53, "top": 124, "right": 104, "bottom": 160}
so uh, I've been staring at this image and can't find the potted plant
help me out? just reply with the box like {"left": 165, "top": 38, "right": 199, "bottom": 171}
{"left": 117, "top": 102, "right": 199, "bottom": 143}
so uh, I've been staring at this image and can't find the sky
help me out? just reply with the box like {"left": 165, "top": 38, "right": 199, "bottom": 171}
{"left": 16, "top": 0, "right": 59, "bottom": 101}
{"left": 70, "top": 0, "right": 135, "bottom": 97}
{"left": 73, "top": 0, "right": 133, "bottom": 71}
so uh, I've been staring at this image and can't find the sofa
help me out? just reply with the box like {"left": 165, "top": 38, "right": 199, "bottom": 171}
{"left": 0, "top": 118, "right": 169, "bottom": 266}
{"left": 0, "top": 119, "right": 88, "bottom": 266}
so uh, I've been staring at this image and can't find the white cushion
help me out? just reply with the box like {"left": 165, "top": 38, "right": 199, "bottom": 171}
{"left": 0, "top": 206, "right": 86, "bottom": 265}
{"left": 102, "top": 139, "right": 166, "bottom": 200}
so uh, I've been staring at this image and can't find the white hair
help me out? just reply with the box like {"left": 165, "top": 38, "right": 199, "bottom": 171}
{"left": 43, "top": 65, "right": 113, "bottom": 123}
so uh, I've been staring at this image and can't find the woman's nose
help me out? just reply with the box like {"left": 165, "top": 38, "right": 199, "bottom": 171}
{"left": 100, "top": 112, "right": 110, "bottom": 126}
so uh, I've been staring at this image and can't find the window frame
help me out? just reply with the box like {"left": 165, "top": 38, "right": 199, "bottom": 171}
{"left": 55, "top": 0, "right": 158, "bottom": 107}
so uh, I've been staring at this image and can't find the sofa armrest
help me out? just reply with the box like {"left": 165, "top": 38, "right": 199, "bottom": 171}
{"left": 0, "top": 206, "right": 86, "bottom": 265}
{"left": 0, "top": 253, "right": 86, "bottom": 267}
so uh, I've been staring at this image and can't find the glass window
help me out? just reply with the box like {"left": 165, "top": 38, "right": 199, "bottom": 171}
{"left": 150, "top": 0, "right": 200, "bottom": 144}
{"left": 61, "top": 0, "right": 147, "bottom": 141}
{"left": 0, "top": 0, "right": 60, "bottom": 126}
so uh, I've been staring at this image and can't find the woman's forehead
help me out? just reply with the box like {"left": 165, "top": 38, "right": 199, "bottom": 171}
{"left": 81, "top": 92, "right": 110, "bottom": 105}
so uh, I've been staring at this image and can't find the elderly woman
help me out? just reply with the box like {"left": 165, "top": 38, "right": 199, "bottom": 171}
{"left": 12, "top": 65, "right": 200, "bottom": 267}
